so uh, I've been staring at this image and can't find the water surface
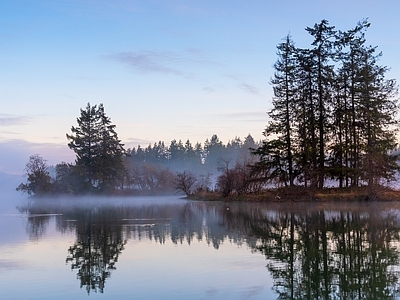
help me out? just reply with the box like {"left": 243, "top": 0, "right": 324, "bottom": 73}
{"left": 1, "top": 195, "right": 400, "bottom": 299}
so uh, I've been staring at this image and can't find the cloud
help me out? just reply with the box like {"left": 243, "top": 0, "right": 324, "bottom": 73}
{"left": 219, "top": 111, "right": 267, "bottom": 122}
{"left": 0, "top": 139, "right": 74, "bottom": 175}
{"left": 185, "top": 47, "right": 205, "bottom": 55}
{"left": 0, "top": 259, "right": 27, "bottom": 271}
{"left": 227, "top": 75, "right": 262, "bottom": 96}
{"left": 125, "top": 137, "right": 154, "bottom": 148}
{"left": 0, "top": 114, "right": 31, "bottom": 127}
{"left": 105, "top": 48, "right": 218, "bottom": 78}
{"left": 203, "top": 86, "right": 216, "bottom": 93}
{"left": 238, "top": 82, "right": 261, "bottom": 95}
{"left": 106, "top": 50, "right": 192, "bottom": 76}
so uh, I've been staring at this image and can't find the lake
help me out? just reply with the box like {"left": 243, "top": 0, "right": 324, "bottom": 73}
{"left": 1, "top": 195, "right": 400, "bottom": 299}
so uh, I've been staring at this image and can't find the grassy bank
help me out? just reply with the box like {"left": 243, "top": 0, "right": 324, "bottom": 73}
{"left": 188, "top": 186, "right": 400, "bottom": 202}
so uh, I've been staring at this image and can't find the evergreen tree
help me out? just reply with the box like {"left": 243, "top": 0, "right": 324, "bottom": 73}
{"left": 66, "top": 103, "right": 100, "bottom": 190}
{"left": 194, "top": 142, "right": 204, "bottom": 164}
{"left": 262, "top": 35, "right": 298, "bottom": 186}
{"left": 356, "top": 45, "right": 399, "bottom": 190}
{"left": 253, "top": 20, "right": 399, "bottom": 190}
{"left": 330, "top": 19, "right": 371, "bottom": 187}
{"left": 97, "top": 104, "right": 126, "bottom": 192}
{"left": 53, "top": 162, "right": 83, "bottom": 194}
{"left": 145, "top": 141, "right": 167, "bottom": 164}
{"left": 66, "top": 103, "right": 126, "bottom": 193}
{"left": 252, "top": 139, "right": 290, "bottom": 186}
{"left": 306, "top": 19, "right": 337, "bottom": 188}
{"left": 169, "top": 139, "right": 185, "bottom": 164}
{"left": 295, "top": 48, "right": 318, "bottom": 187}
{"left": 184, "top": 139, "right": 201, "bottom": 169}
{"left": 204, "top": 134, "right": 225, "bottom": 171}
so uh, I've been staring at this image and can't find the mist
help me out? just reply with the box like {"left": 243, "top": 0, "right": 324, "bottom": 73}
{"left": 0, "top": 139, "right": 74, "bottom": 175}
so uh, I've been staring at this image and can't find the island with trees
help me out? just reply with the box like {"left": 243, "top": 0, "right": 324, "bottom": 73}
{"left": 17, "top": 19, "right": 400, "bottom": 201}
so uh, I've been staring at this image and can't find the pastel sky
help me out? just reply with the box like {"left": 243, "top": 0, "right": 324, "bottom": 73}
{"left": 1, "top": 0, "right": 400, "bottom": 174}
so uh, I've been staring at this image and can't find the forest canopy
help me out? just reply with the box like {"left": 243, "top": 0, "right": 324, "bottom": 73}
{"left": 251, "top": 19, "right": 399, "bottom": 192}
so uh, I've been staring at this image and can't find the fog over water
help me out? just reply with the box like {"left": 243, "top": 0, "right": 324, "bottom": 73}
{"left": 0, "top": 172, "right": 26, "bottom": 212}
{"left": 4, "top": 169, "right": 400, "bottom": 299}
{"left": 0, "top": 183, "right": 276, "bottom": 299}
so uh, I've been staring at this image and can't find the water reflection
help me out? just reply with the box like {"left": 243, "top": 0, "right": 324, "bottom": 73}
{"left": 243, "top": 206, "right": 400, "bottom": 300}
{"left": 26, "top": 214, "right": 51, "bottom": 240}
{"left": 65, "top": 211, "right": 126, "bottom": 294}
{"left": 18, "top": 199, "right": 400, "bottom": 299}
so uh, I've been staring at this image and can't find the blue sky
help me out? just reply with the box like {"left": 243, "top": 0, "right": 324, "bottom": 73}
{"left": 1, "top": 0, "right": 400, "bottom": 174}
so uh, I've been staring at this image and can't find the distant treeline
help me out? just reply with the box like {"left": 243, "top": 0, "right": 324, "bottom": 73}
{"left": 16, "top": 103, "right": 258, "bottom": 196}
{"left": 17, "top": 19, "right": 400, "bottom": 199}
{"left": 124, "top": 134, "right": 259, "bottom": 195}
{"left": 127, "top": 134, "right": 257, "bottom": 173}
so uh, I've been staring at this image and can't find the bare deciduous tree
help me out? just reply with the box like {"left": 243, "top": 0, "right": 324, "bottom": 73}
{"left": 16, "top": 154, "right": 52, "bottom": 196}
{"left": 174, "top": 171, "right": 197, "bottom": 196}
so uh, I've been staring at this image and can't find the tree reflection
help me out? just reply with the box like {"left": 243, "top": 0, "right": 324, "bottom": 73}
{"left": 18, "top": 205, "right": 53, "bottom": 240}
{"left": 26, "top": 215, "right": 51, "bottom": 240}
{"left": 65, "top": 210, "right": 126, "bottom": 294}
{"left": 18, "top": 199, "right": 400, "bottom": 298}
{"left": 241, "top": 206, "right": 400, "bottom": 300}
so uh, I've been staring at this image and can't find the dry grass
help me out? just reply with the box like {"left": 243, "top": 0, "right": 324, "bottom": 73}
{"left": 191, "top": 186, "right": 400, "bottom": 202}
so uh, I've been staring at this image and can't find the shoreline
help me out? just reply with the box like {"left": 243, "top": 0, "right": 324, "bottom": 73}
{"left": 187, "top": 186, "right": 400, "bottom": 202}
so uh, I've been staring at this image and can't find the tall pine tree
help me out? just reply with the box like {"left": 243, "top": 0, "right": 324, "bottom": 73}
{"left": 256, "top": 35, "right": 298, "bottom": 187}
{"left": 306, "top": 19, "right": 336, "bottom": 188}
{"left": 67, "top": 103, "right": 126, "bottom": 193}
{"left": 253, "top": 20, "right": 399, "bottom": 191}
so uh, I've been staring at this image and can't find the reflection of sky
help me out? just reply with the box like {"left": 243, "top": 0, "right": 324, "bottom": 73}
{"left": 0, "top": 217, "right": 79, "bottom": 300}
{"left": 3, "top": 194, "right": 400, "bottom": 299}
{"left": 0, "top": 214, "right": 275, "bottom": 300}
{"left": 111, "top": 239, "right": 274, "bottom": 299}
{"left": 0, "top": 191, "right": 30, "bottom": 245}
{"left": 0, "top": 215, "right": 28, "bottom": 246}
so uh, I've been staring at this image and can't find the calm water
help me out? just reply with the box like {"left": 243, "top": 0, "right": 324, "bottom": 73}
{"left": 1, "top": 195, "right": 400, "bottom": 299}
